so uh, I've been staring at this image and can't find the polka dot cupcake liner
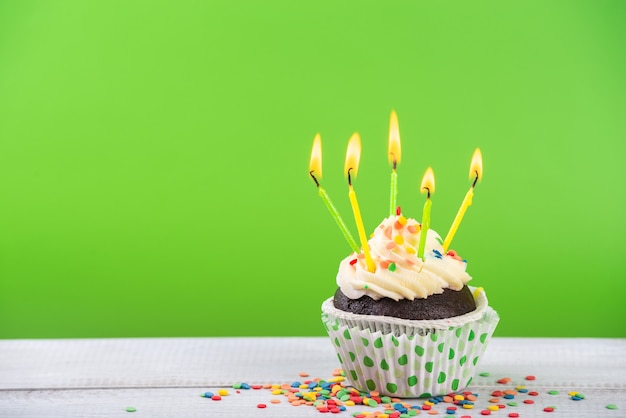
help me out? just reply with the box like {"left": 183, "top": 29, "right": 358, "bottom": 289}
{"left": 321, "top": 288, "right": 499, "bottom": 398}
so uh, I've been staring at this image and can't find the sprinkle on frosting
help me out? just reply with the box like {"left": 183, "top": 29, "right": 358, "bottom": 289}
{"left": 336, "top": 214, "right": 471, "bottom": 301}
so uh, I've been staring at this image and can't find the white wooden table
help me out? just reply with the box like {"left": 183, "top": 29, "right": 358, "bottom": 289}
{"left": 0, "top": 337, "right": 624, "bottom": 417}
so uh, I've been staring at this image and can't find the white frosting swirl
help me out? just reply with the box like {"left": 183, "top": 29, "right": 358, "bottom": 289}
{"left": 336, "top": 215, "right": 471, "bottom": 301}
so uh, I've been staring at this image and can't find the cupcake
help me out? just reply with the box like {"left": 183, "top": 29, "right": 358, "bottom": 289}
{"left": 321, "top": 210, "right": 499, "bottom": 398}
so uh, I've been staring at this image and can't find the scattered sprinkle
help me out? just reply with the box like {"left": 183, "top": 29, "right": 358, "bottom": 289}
{"left": 396, "top": 206, "right": 402, "bottom": 216}
{"left": 479, "top": 372, "right": 490, "bottom": 377}
{"left": 525, "top": 375, "right": 536, "bottom": 380}
{"left": 543, "top": 406, "right": 555, "bottom": 412}
{"left": 125, "top": 407, "right": 136, "bottom": 413}
{"left": 548, "top": 390, "right": 559, "bottom": 395}
{"left": 257, "top": 403, "right": 267, "bottom": 408}
{"left": 388, "top": 263, "right": 397, "bottom": 272}
{"left": 606, "top": 404, "right": 618, "bottom": 410}
{"left": 349, "top": 259, "right": 358, "bottom": 266}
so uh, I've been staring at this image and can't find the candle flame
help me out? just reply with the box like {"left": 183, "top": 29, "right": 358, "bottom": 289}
{"left": 420, "top": 167, "right": 435, "bottom": 195}
{"left": 309, "top": 134, "right": 322, "bottom": 179}
{"left": 469, "top": 148, "right": 483, "bottom": 183}
{"left": 388, "top": 110, "right": 401, "bottom": 166}
{"left": 344, "top": 132, "right": 362, "bottom": 179}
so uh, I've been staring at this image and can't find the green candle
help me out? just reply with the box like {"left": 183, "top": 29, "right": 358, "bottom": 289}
{"left": 309, "top": 134, "right": 360, "bottom": 253}
{"left": 417, "top": 167, "right": 435, "bottom": 260}
{"left": 388, "top": 110, "right": 401, "bottom": 215}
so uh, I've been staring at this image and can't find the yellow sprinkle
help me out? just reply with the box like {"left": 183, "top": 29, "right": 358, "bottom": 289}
{"left": 473, "top": 286, "right": 484, "bottom": 299}
{"left": 331, "top": 385, "right": 342, "bottom": 394}
{"left": 271, "top": 384, "right": 280, "bottom": 389}
{"left": 345, "top": 400, "right": 355, "bottom": 406}
{"left": 271, "top": 389, "right": 282, "bottom": 395}
{"left": 405, "top": 246, "right": 416, "bottom": 254}
{"left": 424, "top": 401, "right": 434, "bottom": 406}
{"left": 394, "top": 235, "right": 404, "bottom": 245}
{"left": 328, "top": 376, "right": 345, "bottom": 382}
{"left": 379, "top": 415, "right": 389, "bottom": 418}
{"left": 454, "top": 395, "right": 464, "bottom": 401}
{"left": 299, "top": 384, "right": 309, "bottom": 389}
{"left": 515, "top": 386, "right": 526, "bottom": 390}
{"left": 314, "top": 387, "right": 322, "bottom": 392}
{"left": 462, "top": 404, "right": 474, "bottom": 409}
{"left": 568, "top": 391, "right": 579, "bottom": 396}
{"left": 217, "top": 389, "right": 228, "bottom": 396}
{"left": 398, "top": 216, "right": 407, "bottom": 225}
{"left": 488, "top": 405, "right": 499, "bottom": 411}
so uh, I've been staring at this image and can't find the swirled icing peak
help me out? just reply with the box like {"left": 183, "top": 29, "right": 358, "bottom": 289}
{"left": 336, "top": 214, "right": 471, "bottom": 301}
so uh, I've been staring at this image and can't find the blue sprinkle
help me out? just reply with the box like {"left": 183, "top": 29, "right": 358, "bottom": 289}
{"left": 339, "top": 406, "right": 346, "bottom": 411}
{"left": 518, "top": 389, "right": 528, "bottom": 393}
{"left": 241, "top": 383, "right": 250, "bottom": 390}
{"left": 446, "top": 410, "right": 456, "bottom": 415}
{"left": 308, "top": 382, "right": 318, "bottom": 389}
{"left": 572, "top": 396, "right": 582, "bottom": 401}
{"left": 412, "top": 405, "right": 422, "bottom": 410}
{"left": 462, "top": 259, "right": 467, "bottom": 263}
{"left": 504, "top": 394, "right": 514, "bottom": 399}
{"left": 203, "top": 392, "right": 213, "bottom": 398}
{"left": 291, "top": 381, "right": 301, "bottom": 388}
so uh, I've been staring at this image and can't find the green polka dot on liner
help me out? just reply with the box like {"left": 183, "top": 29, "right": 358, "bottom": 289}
{"left": 415, "top": 345, "right": 425, "bottom": 356}
{"left": 448, "top": 348, "right": 455, "bottom": 360}
{"left": 425, "top": 362, "right": 434, "bottom": 372}
{"left": 437, "top": 343, "right": 444, "bottom": 353}
{"left": 366, "top": 379, "right": 376, "bottom": 391}
{"left": 398, "top": 354, "right": 408, "bottom": 366}
{"left": 374, "top": 337, "right": 383, "bottom": 348}
{"left": 451, "top": 378, "right": 460, "bottom": 391}
{"left": 480, "top": 333, "right": 488, "bottom": 343}
{"left": 459, "top": 355, "right": 467, "bottom": 366}
{"left": 407, "top": 375, "right": 418, "bottom": 386}
{"left": 363, "top": 356, "right": 374, "bottom": 367}
{"left": 437, "top": 372, "right": 446, "bottom": 384}
{"left": 349, "top": 352, "right": 356, "bottom": 361}
{"left": 380, "top": 359, "right": 389, "bottom": 370}
{"left": 361, "top": 338, "right": 369, "bottom": 346}
{"left": 391, "top": 335, "right": 399, "bottom": 347}
{"left": 386, "top": 383, "right": 398, "bottom": 393}
{"left": 343, "top": 330, "right": 352, "bottom": 340}
{"left": 350, "top": 370, "right": 358, "bottom": 380}
{"left": 334, "top": 337, "right": 340, "bottom": 347}
{"left": 468, "top": 330, "right": 475, "bottom": 341}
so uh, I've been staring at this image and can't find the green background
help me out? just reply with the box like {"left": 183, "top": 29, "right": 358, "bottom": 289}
{"left": 1, "top": 0, "right": 625, "bottom": 339}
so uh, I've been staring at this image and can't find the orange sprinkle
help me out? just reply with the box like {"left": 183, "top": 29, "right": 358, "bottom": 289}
{"left": 270, "top": 399, "right": 281, "bottom": 404}
{"left": 370, "top": 391, "right": 380, "bottom": 397}
{"left": 380, "top": 261, "right": 390, "bottom": 269}
{"left": 503, "top": 390, "right": 517, "bottom": 395}
{"left": 407, "top": 224, "right": 419, "bottom": 234}
{"left": 299, "top": 372, "right": 309, "bottom": 377}
{"left": 394, "top": 221, "right": 403, "bottom": 230}
{"left": 262, "top": 384, "right": 272, "bottom": 389}
{"left": 386, "top": 242, "right": 396, "bottom": 249}
{"left": 443, "top": 396, "right": 453, "bottom": 403}
{"left": 467, "top": 394, "right": 478, "bottom": 401}
{"left": 489, "top": 398, "right": 500, "bottom": 403}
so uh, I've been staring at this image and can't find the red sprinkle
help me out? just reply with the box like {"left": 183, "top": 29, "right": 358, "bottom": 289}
{"left": 396, "top": 206, "right": 401, "bottom": 216}
{"left": 349, "top": 259, "right": 358, "bottom": 265}
{"left": 525, "top": 375, "right": 536, "bottom": 380}
{"left": 211, "top": 395, "right": 221, "bottom": 401}
{"left": 508, "top": 414, "right": 519, "bottom": 418}
{"left": 447, "top": 250, "right": 457, "bottom": 257}
{"left": 529, "top": 391, "right": 539, "bottom": 396}
{"left": 497, "top": 378, "right": 511, "bottom": 384}
{"left": 544, "top": 407, "right": 555, "bottom": 412}
{"left": 481, "top": 410, "right": 491, "bottom": 416}
{"left": 491, "top": 391, "right": 503, "bottom": 397}
{"left": 257, "top": 403, "right": 267, "bottom": 408}
{"left": 422, "top": 405, "right": 431, "bottom": 410}
{"left": 524, "top": 399, "right": 534, "bottom": 404}
{"left": 251, "top": 384, "right": 263, "bottom": 390}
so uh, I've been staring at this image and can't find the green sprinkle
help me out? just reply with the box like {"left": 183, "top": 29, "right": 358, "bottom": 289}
{"left": 364, "top": 285, "right": 369, "bottom": 289}
{"left": 606, "top": 404, "right": 618, "bottom": 410}
{"left": 548, "top": 390, "right": 559, "bottom": 395}
{"left": 479, "top": 372, "right": 490, "bottom": 377}
{"left": 125, "top": 407, "right": 136, "bottom": 413}
{"left": 388, "top": 262, "right": 397, "bottom": 272}
{"left": 507, "top": 402, "right": 518, "bottom": 407}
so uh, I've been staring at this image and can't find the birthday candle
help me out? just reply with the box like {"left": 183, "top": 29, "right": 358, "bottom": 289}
{"left": 388, "top": 110, "right": 401, "bottom": 215}
{"left": 442, "top": 148, "right": 482, "bottom": 252}
{"left": 309, "top": 134, "right": 360, "bottom": 253}
{"left": 345, "top": 133, "right": 376, "bottom": 272}
{"left": 417, "top": 167, "right": 435, "bottom": 260}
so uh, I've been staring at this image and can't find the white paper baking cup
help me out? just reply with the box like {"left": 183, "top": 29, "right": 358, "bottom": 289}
{"left": 321, "top": 287, "right": 499, "bottom": 397}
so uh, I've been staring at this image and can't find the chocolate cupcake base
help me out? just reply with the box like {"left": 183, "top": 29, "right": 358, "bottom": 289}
{"left": 333, "top": 285, "right": 476, "bottom": 320}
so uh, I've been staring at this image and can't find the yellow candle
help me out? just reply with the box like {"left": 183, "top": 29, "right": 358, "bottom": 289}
{"left": 388, "top": 110, "right": 401, "bottom": 215}
{"left": 309, "top": 134, "right": 360, "bottom": 253}
{"left": 345, "top": 133, "right": 376, "bottom": 272}
{"left": 417, "top": 167, "right": 435, "bottom": 260}
{"left": 442, "top": 148, "right": 483, "bottom": 252}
